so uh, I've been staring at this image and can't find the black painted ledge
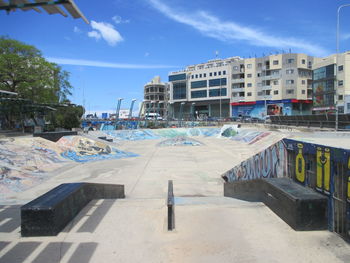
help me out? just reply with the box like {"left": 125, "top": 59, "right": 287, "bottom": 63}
{"left": 21, "top": 183, "right": 125, "bottom": 237}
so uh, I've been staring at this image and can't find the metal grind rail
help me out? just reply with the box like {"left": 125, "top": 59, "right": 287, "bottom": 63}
{"left": 167, "top": 180, "right": 175, "bottom": 231}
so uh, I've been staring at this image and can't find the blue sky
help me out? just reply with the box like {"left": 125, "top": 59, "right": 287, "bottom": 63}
{"left": 1, "top": 0, "right": 350, "bottom": 115}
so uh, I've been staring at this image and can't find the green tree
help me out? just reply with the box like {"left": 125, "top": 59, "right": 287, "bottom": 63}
{"left": 0, "top": 37, "right": 80, "bottom": 130}
{"left": 0, "top": 37, "right": 72, "bottom": 103}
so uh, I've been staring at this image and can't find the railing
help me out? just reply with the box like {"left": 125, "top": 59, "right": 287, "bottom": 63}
{"left": 270, "top": 114, "right": 350, "bottom": 130}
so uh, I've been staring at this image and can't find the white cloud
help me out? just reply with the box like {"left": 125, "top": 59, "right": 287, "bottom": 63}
{"left": 73, "top": 26, "right": 82, "bottom": 34}
{"left": 148, "top": 0, "right": 328, "bottom": 57}
{"left": 88, "top": 30, "right": 102, "bottom": 41}
{"left": 88, "top": 20, "right": 123, "bottom": 46}
{"left": 341, "top": 33, "right": 350, "bottom": 40}
{"left": 46, "top": 57, "right": 177, "bottom": 69}
{"left": 112, "top": 15, "right": 130, "bottom": 24}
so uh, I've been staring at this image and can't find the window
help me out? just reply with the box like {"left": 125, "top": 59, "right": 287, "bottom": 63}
{"left": 214, "top": 72, "right": 217, "bottom": 76}
{"left": 338, "top": 65, "right": 344, "bottom": 71}
{"left": 287, "top": 58, "right": 295, "bottom": 64}
{"left": 301, "top": 80, "right": 306, "bottom": 84}
{"left": 258, "top": 63, "right": 262, "bottom": 68}
{"left": 191, "top": 90, "right": 207, "bottom": 98}
{"left": 209, "top": 72, "right": 212, "bottom": 77}
{"left": 257, "top": 91, "right": 263, "bottom": 96}
{"left": 347, "top": 103, "right": 350, "bottom": 110}
{"left": 274, "top": 90, "right": 279, "bottom": 95}
{"left": 209, "top": 78, "right": 227, "bottom": 87}
{"left": 286, "top": 69, "right": 294, "bottom": 74}
{"left": 246, "top": 64, "right": 252, "bottom": 69}
{"left": 265, "top": 90, "right": 271, "bottom": 95}
{"left": 273, "top": 60, "right": 279, "bottom": 65}
{"left": 195, "top": 74, "right": 198, "bottom": 78}
{"left": 191, "top": 75, "right": 194, "bottom": 79}
{"left": 204, "top": 73, "right": 206, "bottom": 77}
{"left": 273, "top": 80, "right": 279, "bottom": 85}
{"left": 302, "top": 90, "right": 306, "bottom": 94}
{"left": 209, "top": 88, "right": 227, "bottom": 97}
{"left": 247, "top": 83, "right": 252, "bottom": 87}
{"left": 247, "top": 92, "right": 252, "bottom": 96}
{"left": 191, "top": 80, "right": 207, "bottom": 89}
{"left": 286, "top": 79, "right": 294, "bottom": 84}
{"left": 218, "top": 71, "right": 221, "bottom": 76}
{"left": 301, "top": 59, "right": 306, "bottom": 64}
{"left": 257, "top": 73, "right": 261, "bottom": 77}
{"left": 169, "top": 73, "right": 186, "bottom": 82}
{"left": 247, "top": 73, "right": 252, "bottom": 78}
{"left": 258, "top": 82, "right": 262, "bottom": 87}
{"left": 338, "top": 95, "right": 343, "bottom": 100}
{"left": 287, "top": 89, "right": 294, "bottom": 94}
{"left": 199, "top": 74, "right": 202, "bottom": 78}
{"left": 233, "top": 66, "right": 238, "bottom": 70}
{"left": 223, "top": 70, "right": 226, "bottom": 75}
{"left": 338, "top": 80, "right": 344, "bottom": 86}
{"left": 173, "top": 82, "right": 187, "bottom": 99}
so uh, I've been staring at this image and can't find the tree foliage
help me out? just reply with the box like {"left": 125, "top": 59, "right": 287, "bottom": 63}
{"left": 0, "top": 37, "right": 82, "bottom": 130}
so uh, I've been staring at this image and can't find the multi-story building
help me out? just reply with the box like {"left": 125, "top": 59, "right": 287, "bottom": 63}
{"left": 312, "top": 51, "right": 350, "bottom": 114}
{"left": 168, "top": 57, "right": 241, "bottom": 119}
{"left": 231, "top": 53, "right": 315, "bottom": 118}
{"left": 143, "top": 76, "right": 168, "bottom": 118}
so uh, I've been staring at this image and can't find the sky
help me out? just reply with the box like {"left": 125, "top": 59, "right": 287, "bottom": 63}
{"left": 1, "top": 0, "right": 350, "bottom": 116}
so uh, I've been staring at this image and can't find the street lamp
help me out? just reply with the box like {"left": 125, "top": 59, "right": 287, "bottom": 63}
{"left": 335, "top": 4, "right": 350, "bottom": 131}
{"left": 179, "top": 102, "right": 185, "bottom": 127}
{"left": 219, "top": 78, "right": 222, "bottom": 120}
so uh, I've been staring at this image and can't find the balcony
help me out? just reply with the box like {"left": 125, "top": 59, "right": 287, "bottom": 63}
{"left": 232, "top": 78, "right": 245, "bottom": 83}
{"left": 262, "top": 74, "right": 281, "bottom": 80}
{"left": 232, "top": 87, "right": 245, "bottom": 93}
{"left": 231, "top": 96, "right": 245, "bottom": 102}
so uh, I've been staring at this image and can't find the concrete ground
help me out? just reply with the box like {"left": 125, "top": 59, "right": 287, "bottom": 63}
{"left": 1, "top": 131, "right": 350, "bottom": 262}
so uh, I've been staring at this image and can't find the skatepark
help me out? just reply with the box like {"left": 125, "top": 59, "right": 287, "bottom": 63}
{"left": 1, "top": 125, "right": 350, "bottom": 262}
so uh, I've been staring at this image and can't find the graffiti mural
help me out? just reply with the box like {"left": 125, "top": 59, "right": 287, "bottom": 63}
{"left": 295, "top": 143, "right": 306, "bottom": 183}
{"left": 222, "top": 140, "right": 287, "bottom": 182}
{"left": 230, "top": 130, "right": 271, "bottom": 145}
{"left": 316, "top": 147, "right": 331, "bottom": 194}
{"left": 57, "top": 136, "right": 138, "bottom": 163}
{"left": 157, "top": 137, "right": 202, "bottom": 147}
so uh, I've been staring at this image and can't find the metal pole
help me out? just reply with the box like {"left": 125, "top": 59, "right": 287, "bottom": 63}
{"left": 335, "top": 4, "right": 350, "bottom": 131}
{"left": 220, "top": 78, "right": 222, "bottom": 120}
{"left": 128, "top": 99, "right": 136, "bottom": 119}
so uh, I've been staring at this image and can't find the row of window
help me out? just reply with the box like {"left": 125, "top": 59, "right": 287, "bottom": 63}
{"left": 233, "top": 59, "right": 311, "bottom": 70}
{"left": 191, "top": 78, "right": 227, "bottom": 89}
{"left": 191, "top": 88, "right": 227, "bottom": 98}
{"left": 233, "top": 88, "right": 306, "bottom": 97}
{"left": 190, "top": 71, "right": 226, "bottom": 79}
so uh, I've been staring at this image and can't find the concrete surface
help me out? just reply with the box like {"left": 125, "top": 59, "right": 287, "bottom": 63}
{"left": 1, "top": 130, "right": 350, "bottom": 262}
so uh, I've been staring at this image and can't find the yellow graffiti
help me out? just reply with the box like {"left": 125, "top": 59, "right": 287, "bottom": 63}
{"left": 348, "top": 175, "right": 350, "bottom": 202}
{"left": 295, "top": 143, "right": 305, "bottom": 183}
{"left": 316, "top": 147, "right": 323, "bottom": 189}
{"left": 324, "top": 148, "right": 330, "bottom": 192}
{"left": 316, "top": 147, "right": 331, "bottom": 194}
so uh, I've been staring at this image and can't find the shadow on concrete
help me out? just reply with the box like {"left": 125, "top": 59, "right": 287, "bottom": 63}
{"left": 0, "top": 242, "right": 98, "bottom": 263}
{"left": 77, "top": 200, "right": 115, "bottom": 233}
{"left": 61, "top": 199, "right": 116, "bottom": 234}
{"left": 0, "top": 205, "right": 21, "bottom": 233}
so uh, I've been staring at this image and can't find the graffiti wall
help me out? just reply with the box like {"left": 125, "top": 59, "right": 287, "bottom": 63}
{"left": 157, "top": 137, "right": 202, "bottom": 147}
{"left": 283, "top": 138, "right": 350, "bottom": 241}
{"left": 222, "top": 140, "right": 287, "bottom": 182}
{"left": 57, "top": 136, "right": 138, "bottom": 163}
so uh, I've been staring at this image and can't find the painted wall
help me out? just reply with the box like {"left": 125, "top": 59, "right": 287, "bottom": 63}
{"left": 222, "top": 140, "right": 287, "bottom": 182}
{"left": 283, "top": 138, "right": 350, "bottom": 241}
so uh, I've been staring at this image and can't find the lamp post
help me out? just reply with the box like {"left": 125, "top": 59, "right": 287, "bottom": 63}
{"left": 179, "top": 102, "right": 185, "bottom": 127}
{"left": 335, "top": 4, "right": 350, "bottom": 131}
{"left": 191, "top": 102, "right": 195, "bottom": 126}
{"left": 219, "top": 78, "right": 222, "bottom": 120}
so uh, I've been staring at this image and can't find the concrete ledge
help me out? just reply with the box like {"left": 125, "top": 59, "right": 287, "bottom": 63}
{"left": 224, "top": 178, "right": 328, "bottom": 231}
{"left": 21, "top": 183, "right": 125, "bottom": 237}
{"left": 33, "top": 131, "right": 78, "bottom": 142}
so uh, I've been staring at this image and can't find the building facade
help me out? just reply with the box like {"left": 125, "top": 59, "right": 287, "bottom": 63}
{"left": 231, "top": 53, "right": 315, "bottom": 119}
{"left": 143, "top": 76, "right": 168, "bottom": 118}
{"left": 312, "top": 51, "right": 350, "bottom": 114}
{"left": 168, "top": 57, "right": 241, "bottom": 120}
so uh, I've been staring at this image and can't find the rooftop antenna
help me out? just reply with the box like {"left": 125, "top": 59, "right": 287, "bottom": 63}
{"left": 215, "top": 50, "right": 219, "bottom": 59}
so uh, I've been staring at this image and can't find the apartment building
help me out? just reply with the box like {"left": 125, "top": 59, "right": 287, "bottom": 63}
{"left": 143, "top": 76, "right": 168, "bottom": 118}
{"left": 312, "top": 51, "right": 350, "bottom": 114}
{"left": 168, "top": 57, "right": 241, "bottom": 119}
{"left": 231, "top": 53, "right": 315, "bottom": 118}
